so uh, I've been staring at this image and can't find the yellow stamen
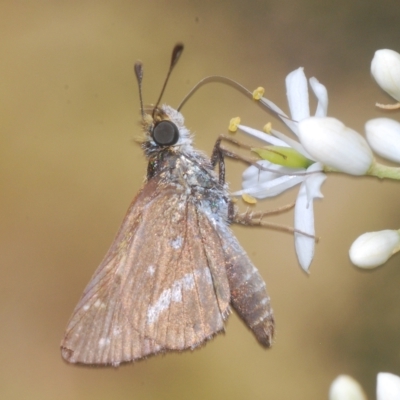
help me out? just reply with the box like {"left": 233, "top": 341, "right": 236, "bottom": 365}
{"left": 228, "top": 117, "right": 241, "bottom": 133}
{"left": 252, "top": 87, "right": 265, "bottom": 100}
{"left": 263, "top": 122, "right": 272, "bottom": 134}
{"left": 242, "top": 193, "right": 257, "bottom": 204}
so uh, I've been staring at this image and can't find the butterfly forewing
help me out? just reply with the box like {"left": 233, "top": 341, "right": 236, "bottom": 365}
{"left": 61, "top": 178, "right": 231, "bottom": 366}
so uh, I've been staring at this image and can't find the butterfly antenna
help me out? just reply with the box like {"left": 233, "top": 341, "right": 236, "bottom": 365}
{"left": 134, "top": 62, "right": 145, "bottom": 120}
{"left": 152, "top": 43, "right": 184, "bottom": 117}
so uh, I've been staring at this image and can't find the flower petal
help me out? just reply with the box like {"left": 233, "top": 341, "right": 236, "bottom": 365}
{"left": 236, "top": 173, "right": 304, "bottom": 198}
{"left": 286, "top": 68, "right": 310, "bottom": 121}
{"left": 271, "top": 128, "right": 315, "bottom": 160}
{"left": 241, "top": 160, "right": 305, "bottom": 185}
{"left": 298, "top": 117, "right": 374, "bottom": 175}
{"left": 241, "top": 161, "right": 282, "bottom": 188}
{"left": 238, "top": 125, "right": 289, "bottom": 146}
{"left": 309, "top": 77, "right": 328, "bottom": 117}
{"left": 304, "top": 162, "right": 326, "bottom": 201}
{"left": 237, "top": 161, "right": 305, "bottom": 198}
{"left": 294, "top": 182, "right": 315, "bottom": 271}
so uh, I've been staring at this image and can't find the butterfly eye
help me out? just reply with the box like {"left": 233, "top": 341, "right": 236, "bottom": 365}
{"left": 152, "top": 120, "right": 179, "bottom": 146}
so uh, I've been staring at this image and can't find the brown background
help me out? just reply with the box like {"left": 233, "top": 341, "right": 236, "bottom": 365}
{"left": 1, "top": 1, "right": 400, "bottom": 399}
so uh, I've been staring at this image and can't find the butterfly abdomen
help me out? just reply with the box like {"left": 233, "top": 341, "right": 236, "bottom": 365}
{"left": 219, "top": 225, "right": 275, "bottom": 348}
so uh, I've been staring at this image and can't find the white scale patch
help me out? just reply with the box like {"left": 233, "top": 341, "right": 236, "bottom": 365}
{"left": 113, "top": 327, "right": 122, "bottom": 336}
{"left": 260, "top": 297, "right": 269, "bottom": 305}
{"left": 98, "top": 337, "right": 111, "bottom": 347}
{"left": 94, "top": 299, "right": 105, "bottom": 309}
{"left": 170, "top": 236, "right": 183, "bottom": 249}
{"left": 202, "top": 267, "right": 212, "bottom": 284}
{"left": 147, "top": 265, "right": 155, "bottom": 276}
{"left": 146, "top": 269, "right": 210, "bottom": 325}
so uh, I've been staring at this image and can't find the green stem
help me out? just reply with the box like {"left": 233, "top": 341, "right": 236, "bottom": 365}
{"left": 322, "top": 161, "right": 400, "bottom": 180}
{"left": 367, "top": 161, "right": 400, "bottom": 180}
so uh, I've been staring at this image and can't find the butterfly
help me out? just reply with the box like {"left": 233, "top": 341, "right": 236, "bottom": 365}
{"left": 61, "top": 44, "right": 274, "bottom": 367}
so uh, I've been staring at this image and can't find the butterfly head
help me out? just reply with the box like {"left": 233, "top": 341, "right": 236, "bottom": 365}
{"left": 141, "top": 104, "right": 193, "bottom": 153}
{"left": 135, "top": 44, "right": 192, "bottom": 153}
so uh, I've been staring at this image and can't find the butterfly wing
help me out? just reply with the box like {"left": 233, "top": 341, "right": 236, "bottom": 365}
{"left": 61, "top": 178, "right": 231, "bottom": 366}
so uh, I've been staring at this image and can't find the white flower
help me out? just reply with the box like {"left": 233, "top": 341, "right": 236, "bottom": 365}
{"left": 371, "top": 49, "right": 400, "bottom": 102}
{"left": 235, "top": 68, "right": 327, "bottom": 271}
{"left": 377, "top": 372, "right": 400, "bottom": 400}
{"left": 349, "top": 229, "right": 400, "bottom": 268}
{"left": 365, "top": 118, "right": 400, "bottom": 163}
{"left": 329, "top": 375, "right": 367, "bottom": 400}
{"left": 298, "top": 117, "right": 374, "bottom": 175}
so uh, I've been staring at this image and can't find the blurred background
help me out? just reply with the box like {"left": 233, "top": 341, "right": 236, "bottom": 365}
{"left": 1, "top": 1, "right": 400, "bottom": 399}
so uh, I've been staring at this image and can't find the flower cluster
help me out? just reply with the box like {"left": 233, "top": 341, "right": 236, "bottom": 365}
{"left": 231, "top": 49, "right": 400, "bottom": 271}
{"left": 330, "top": 49, "right": 400, "bottom": 269}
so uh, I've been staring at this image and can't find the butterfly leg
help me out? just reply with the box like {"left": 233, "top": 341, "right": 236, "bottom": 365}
{"left": 211, "top": 135, "right": 316, "bottom": 239}
{"left": 233, "top": 207, "right": 317, "bottom": 239}
{"left": 211, "top": 134, "right": 270, "bottom": 185}
{"left": 210, "top": 136, "right": 226, "bottom": 185}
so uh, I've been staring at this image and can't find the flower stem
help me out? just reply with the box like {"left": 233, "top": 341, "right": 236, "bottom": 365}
{"left": 322, "top": 161, "right": 400, "bottom": 180}
{"left": 367, "top": 161, "right": 400, "bottom": 180}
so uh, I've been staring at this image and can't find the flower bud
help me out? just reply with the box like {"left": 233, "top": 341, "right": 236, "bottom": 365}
{"left": 371, "top": 49, "right": 400, "bottom": 101}
{"left": 365, "top": 118, "right": 400, "bottom": 163}
{"left": 377, "top": 373, "right": 400, "bottom": 400}
{"left": 349, "top": 230, "right": 400, "bottom": 269}
{"left": 298, "top": 117, "right": 373, "bottom": 175}
{"left": 329, "top": 375, "right": 367, "bottom": 400}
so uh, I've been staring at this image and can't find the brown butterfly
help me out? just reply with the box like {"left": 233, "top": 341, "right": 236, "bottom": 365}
{"left": 61, "top": 44, "right": 274, "bottom": 367}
